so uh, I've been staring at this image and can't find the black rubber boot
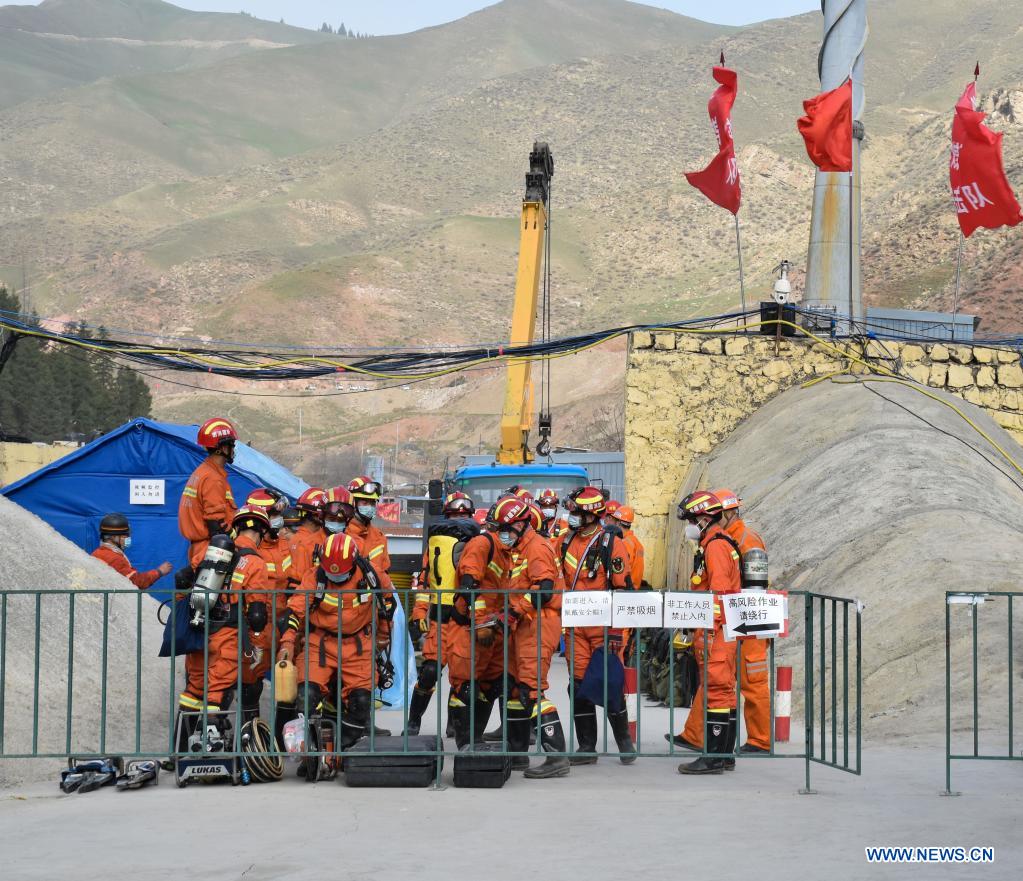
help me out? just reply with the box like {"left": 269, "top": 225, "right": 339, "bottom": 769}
{"left": 339, "top": 689, "right": 370, "bottom": 750}
{"left": 523, "top": 709, "right": 570, "bottom": 779}
{"left": 404, "top": 687, "right": 433, "bottom": 736}
{"left": 449, "top": 701, "right": 471, "bottom": 751}
{"left": 273, "top": 703, "right": 296, "bottom": 752}
{"left": 677, "top": 713, "right": 729, "bottom": 775}
{"left": 723, "top": 708, "right": 737, "bottom": 771}
{"left": 569, "top": 684, "right": 598, "bottom": 765}
{"left": 506, "top": 700, "right": 531, "bottom": 769}
{"left": 608, "top": 707, "right": 637, "bottom": 765}
{"left": 472, "top": 695, "right": 494, "bottom": 746}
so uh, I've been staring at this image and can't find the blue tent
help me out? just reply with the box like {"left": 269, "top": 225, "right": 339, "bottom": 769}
{"left": 2, "top": 418, "right": 308, "bottom": 585}
{"left": 2, "top": 417, "right": 415, "bottom": 708}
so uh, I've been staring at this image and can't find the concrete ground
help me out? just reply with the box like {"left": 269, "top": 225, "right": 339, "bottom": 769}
{"left": 1, "top": 658, "right": 1017, "bottom": 881}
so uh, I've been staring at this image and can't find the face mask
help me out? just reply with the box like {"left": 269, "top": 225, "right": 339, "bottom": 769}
{"left": 357, "top": 504, "right": 376, "bottom": 520}
{"left": 541, "top": 508, "right": 556, "bottom": 520}
{"left": 684, "top": 523, "right": 702, "bottom": 542}
{"left": 566, "top": 514, "right": 582, "bottom": 529}
{"left": 269, "top": 515, "right": 284, "bottom": 531}
{"left": 324, "top": 568, "right": 354, "bottom": 585}
{"left": 325, "top": 520, "right": 346, "bottom": 534}
{"left": 122, "top": 536, "right": 132, "bottom": 550}
{"left": 498, "top": 530, "right": 517, "bottom": 547}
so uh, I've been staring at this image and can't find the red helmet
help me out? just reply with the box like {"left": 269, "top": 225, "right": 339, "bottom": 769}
{"left": 505, "top": 484, "right": 534, "bottom": 501}
{"left": 712, "top": 489, "right": 741, "bottom": 511}
{"left": 678, "top": 490, "right": 723, "bottom": 520}
{"left": 536, "top": 488, "right": 560, "bottom": 508}
{"left": 443, "top": 491, "right": 474, "bottom": 516}
{"left": 296, "top": 487, "right": 327, "bottom": 520}
{"left": 320, "top": 533, "right": 359, "bottom": 584}
{"left": 567, "top": 486, "right": 606, "bottom": 516}
{"left": 488, "top": 495, "right": 531, "bottom": 527}
{"left": 197, "top": 418, "right": 237, "bottom": 452}
{"left": 472, "top": 508, "right": 488, "bottom": 526}
{"left": 324, "top": 486, "right": 356, "bottom": 521}
{"left": 231, "top": 505, "right": 271, "bottom": 535}
{"left": 611, "top": 504, "right": 635, "bottom": 526}
{"left": 525, "top": 501, "right": 544, "bottom": 532}
{"left": 605, "top": 500, "right": 621, "bottom": 518}
{"left": 246, "top": 488, "right": 287, "bottom": 513}
{"left": 348, "top": 476, "right": 382, "bottom": 501}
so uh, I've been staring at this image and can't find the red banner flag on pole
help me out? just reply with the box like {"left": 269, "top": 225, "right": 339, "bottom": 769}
{"left": 684, "top": 65, "right": 741, "bottom": 214}
{"left": 950, "top": 82, "right": 1022, "bottom": 237}
{"left": 797, "top": 78, "right": 853, "bottom": 172}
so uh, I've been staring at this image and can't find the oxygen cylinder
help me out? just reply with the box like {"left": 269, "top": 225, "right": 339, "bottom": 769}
{"left": 274, "top": 660, "right": 298, "bottom": 704}
{"left": 741, "top": 548, "right": 769, "bottom": 590}
{"left": 189, "top": 534, "right": 236, "bottom": 626}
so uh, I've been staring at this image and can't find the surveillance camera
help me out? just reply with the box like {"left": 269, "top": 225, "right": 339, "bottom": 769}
{"left": 773, "top": 277, "right": 791, "bottom": 305}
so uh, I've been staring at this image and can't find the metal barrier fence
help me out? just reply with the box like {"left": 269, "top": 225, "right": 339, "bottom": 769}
{"left": 0, "top": 587, "right": 861, "bottom": 791}
{"left": 944, "top": 591, "right": 1021, "bottom": 795}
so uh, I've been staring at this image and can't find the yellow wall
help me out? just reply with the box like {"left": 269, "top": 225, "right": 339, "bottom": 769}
{"left": 0, "top": 442, "right": 77, "bottom": 487}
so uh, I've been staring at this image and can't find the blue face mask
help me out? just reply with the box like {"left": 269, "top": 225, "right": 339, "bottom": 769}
{"left": 123, "top": 536, "right": 132, "bottom": 550}
{"left": 325, "top": 520, "right": 346, "bottom": 534}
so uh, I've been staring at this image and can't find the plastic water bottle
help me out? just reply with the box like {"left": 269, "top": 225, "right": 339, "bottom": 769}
{"left": 283, "top": 714, "right": 307, "bottom": 754}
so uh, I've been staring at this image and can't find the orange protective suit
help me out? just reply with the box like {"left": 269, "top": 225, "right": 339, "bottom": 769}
{"left": 180, "top": 534, "right": 268, "bottom": 710}
{"left": 727, "top": 517, "right": 770, "bottom": 749}
{"left": 242, "top": 533, "right": 293, "bottom": 685}
{"left": 681, "top": 523, "right": 742, "bottom": 746}
{"left": 91, "top": 543, "right": 162, "bottom": 590}
{"left": 622, "top": 529, "right": 646, "bottom": 589}
{"left": 505, "top": 528, "right": 562, "bottom": 700}
{"left": 281, "top": 557, "right": 386, "bottom": 703}
{"left": 411, "top": 552, "right": 459, "bottom": 666}
{"left": 560, "top": 526, "right": 632, "bottom": 680}
{"left": 178, "top": 457, "right": 237, "bottom": 567}
{"left": 447, "top": 533, "right": 510, "bottom": 692}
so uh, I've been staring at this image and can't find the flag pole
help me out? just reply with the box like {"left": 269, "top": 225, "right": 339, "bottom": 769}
{"left": 951, "top": 62, "right": 979, "bottom": 343}
{"left": 734, "top": 211, "right": 748, "bottom": 329}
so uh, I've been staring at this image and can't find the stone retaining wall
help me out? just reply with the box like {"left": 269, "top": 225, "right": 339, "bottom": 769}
{"left": 624, "top": 331, "right": 1023, "bottom": 584}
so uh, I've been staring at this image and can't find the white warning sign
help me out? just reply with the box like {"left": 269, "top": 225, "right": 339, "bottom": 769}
{"left": 611, "top": 592, "right": 663, "bottom": 628}
{"left": 722, "top": 590, "right": 786, "bottom": 642}
{"left": 561, "top": 591, "right": 612, "bottom": 628}
{"left": 663, "top": 592, "right": 715, "bottom": 630}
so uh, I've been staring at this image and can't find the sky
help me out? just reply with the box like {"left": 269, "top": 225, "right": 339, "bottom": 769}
{"left": 29, "top": 1, "right": 821, "bottom": 34}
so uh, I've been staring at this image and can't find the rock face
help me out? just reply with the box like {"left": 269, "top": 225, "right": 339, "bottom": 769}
{"left": 625, "top": 333, "right": 1023, "bottom": 582}
{"left": 700, "top": 380, "right": 1023, "bottom": 738}
{"left": 0, "top": 496, "right": 173, "bottom": 787}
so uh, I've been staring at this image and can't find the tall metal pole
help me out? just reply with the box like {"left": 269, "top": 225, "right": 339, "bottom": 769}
{"left": 734, "top": 213, "right": 748, "bottom": 327}
{"left": 951, "top": 233, "right": 964, "bottom": 341}
{"left": 804, "top": 0, "right": 868, "bottom": 333}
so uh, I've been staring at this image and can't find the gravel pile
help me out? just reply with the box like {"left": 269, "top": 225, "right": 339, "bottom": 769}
{"left": 0, "top": 495, "right": 175, "bottom": 787}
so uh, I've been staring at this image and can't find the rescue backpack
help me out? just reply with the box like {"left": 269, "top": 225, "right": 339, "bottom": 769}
{"left": 426, "top": 518, "right": 482, "bottom": 605}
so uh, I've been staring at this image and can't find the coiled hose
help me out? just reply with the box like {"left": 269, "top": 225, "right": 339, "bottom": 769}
{"left": 240, "top": 718, "right": 284, "bottom": 783}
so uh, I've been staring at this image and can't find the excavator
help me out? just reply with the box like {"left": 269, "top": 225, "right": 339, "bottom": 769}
{"left": 448, "top": 142, "right": 590, "bottom": 508}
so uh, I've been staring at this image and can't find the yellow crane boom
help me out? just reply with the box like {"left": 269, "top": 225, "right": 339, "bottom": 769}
{"left": 497, "top": 142, "right": 553, "bottom": 465}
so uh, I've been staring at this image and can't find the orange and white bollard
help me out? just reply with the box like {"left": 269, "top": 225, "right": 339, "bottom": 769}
{"left": 775, "top": 666, "right": 792, "bottom": 742}
{"left": 623, "top": 665, "right": 638, "bottom": 741}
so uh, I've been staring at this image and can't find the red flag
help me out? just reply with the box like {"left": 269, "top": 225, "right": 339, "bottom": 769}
{"left": 797, "top": 78, "right": 853, "bottom": 172}
{"left": 376, "top": 501, "right": 400, "bottom": 523}
{"left": 950, "top": 82, "right": 1022, "bottom": 237}
{"left": 684, "top": 65, "right": 741, "bottom": 214}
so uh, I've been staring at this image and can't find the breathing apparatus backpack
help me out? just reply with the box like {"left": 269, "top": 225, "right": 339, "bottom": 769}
{"left": 426, "top": 518, "right": 482, "bottom": 619}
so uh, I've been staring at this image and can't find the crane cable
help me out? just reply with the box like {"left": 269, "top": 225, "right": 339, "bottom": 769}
{"left": 537, "top": 178, "right": 554, "bottom": 458}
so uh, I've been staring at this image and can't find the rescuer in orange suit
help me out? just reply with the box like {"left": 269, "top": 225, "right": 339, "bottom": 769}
{"left": 238, "top": 488, "right": 292, "bottom": 720}
{"left": 91, "top": 513, "right": 172, "bottom": 589}
{"left": 443, "top": 503, "right": 511, "bottom": 749}
{"left": 672, "top": 490, "right": 742, "bottom": 775}
{"left": 179, "top": 505, "right": 271, "bottom": 714}
{"left": 609, "top": 505, "right": 645, "bottom": 588}
{"left": 287, "top": 487, "right": 328, "bottom": 592}
{"left": 277, "top": 532, "right": 398, "bottom": 749}
{"left": 559, "top": 486, "right": 636, "bottom": 765}
{"left": 536, "top": 488, "right": 568, "bottom": 545}
{"left": 716, "top": 488, "right": 771, "bottom": 754}
{"left": 178, "top": 418, "right": 239, "bottom": 567}
{"left": 498, "top": 498, "right": 569, "bottom": 779}
{"left": 404, "top": 491, "right": 476, "bottom": 736}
